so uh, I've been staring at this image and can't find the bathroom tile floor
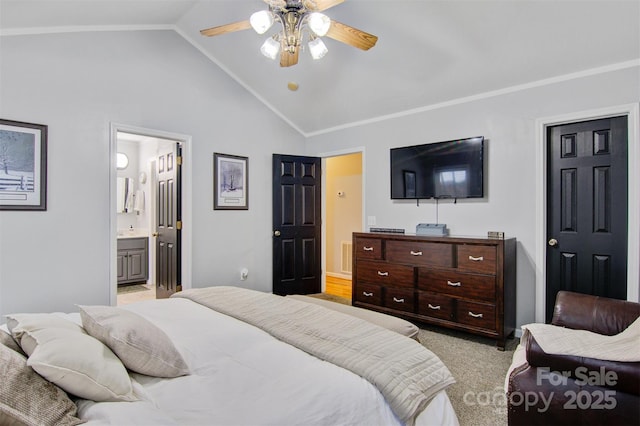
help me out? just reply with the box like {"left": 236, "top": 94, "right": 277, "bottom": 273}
{"left": 117, "top": 283, "right": 155, "bottom": 305}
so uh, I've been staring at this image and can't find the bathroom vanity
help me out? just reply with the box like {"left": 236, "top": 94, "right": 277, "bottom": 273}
{"left": 116, "top": 237, "right": 148, "bottom": 285}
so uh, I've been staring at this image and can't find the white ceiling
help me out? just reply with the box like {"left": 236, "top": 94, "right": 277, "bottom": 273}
{"left": 1, "top": 0, "right": 638, "bottom": 136}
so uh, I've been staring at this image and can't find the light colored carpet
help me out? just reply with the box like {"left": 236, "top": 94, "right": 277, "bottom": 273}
{"left": 308, "top": 293, "right": 516, "bottom": 426}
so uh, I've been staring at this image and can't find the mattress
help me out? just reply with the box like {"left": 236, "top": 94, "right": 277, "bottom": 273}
{"left": 75, "top": 297, "right": 459, "bottom": 425}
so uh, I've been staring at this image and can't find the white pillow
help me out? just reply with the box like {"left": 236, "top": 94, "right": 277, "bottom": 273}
{"left": 6, "top": 314, "right": 83, "bottom": 356}
{"left": 79, "top": 305, "right": 189, "bottom": 378}
{"left": 6, "top": 313, "right": 136, "bottom": 402}
{"left": 26, "top": 327, "right": 137, "bottom": 402}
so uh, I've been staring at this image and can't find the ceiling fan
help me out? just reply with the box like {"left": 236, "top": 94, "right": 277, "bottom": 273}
{"left": 200, "top": 0, "right": 378, "bottom": 67}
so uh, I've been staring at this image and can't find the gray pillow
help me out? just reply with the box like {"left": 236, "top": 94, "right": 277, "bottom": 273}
{"left": 0, "top": 329, "right": 25, "bottom": 356}
{"left": 0, "top": 343, "right": 85, "bottom": 426}
{"left": 79, "top": 305, "right": 189, "bottom": 378}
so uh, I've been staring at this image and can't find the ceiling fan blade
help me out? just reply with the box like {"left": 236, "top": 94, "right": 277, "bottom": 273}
{"left": 307, "top": 0, "right": 345, "bottom": 12}
{"left": 280, "top": 48, "right": 300, "bottom": 67}
{"left": 325, "top": 20, "right": 378, "bottom": 51}
{"left": 200, "top": 20, "right": 251, "bottom": 37}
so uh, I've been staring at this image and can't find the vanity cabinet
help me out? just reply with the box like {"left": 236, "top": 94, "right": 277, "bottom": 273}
{"left": 117, "top": 237, "right": 148, "bottom": 285}
{"left": 352, "top": 232, "right": 516, "bottom": 349}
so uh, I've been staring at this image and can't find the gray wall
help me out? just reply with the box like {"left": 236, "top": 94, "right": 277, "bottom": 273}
{"left": 0, "top": 30, "right": 304, "bottom": 319}
{"left": 305, "top": 66, "right": 640, "bottom": 328}
{"left": 1, "top": 29, "right": 638, "bottom": 331}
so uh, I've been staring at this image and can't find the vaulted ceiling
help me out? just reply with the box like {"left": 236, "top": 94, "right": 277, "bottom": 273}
{"left": 1, "top": 0, "right": 638, "bottom": 136}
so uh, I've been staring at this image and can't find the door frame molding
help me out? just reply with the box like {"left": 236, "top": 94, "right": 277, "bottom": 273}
{"left": 109, "top": 123, "right": 193, "bottom": 305}
{"left": 534, "top": 103, "right": 640, "bottom": 322}
{"left": 317, "top": 146, "right": 366, "bottom": 292}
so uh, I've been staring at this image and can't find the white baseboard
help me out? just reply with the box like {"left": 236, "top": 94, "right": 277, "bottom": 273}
{"left": 326, "top": 272, "right": 352, "bottom": 280}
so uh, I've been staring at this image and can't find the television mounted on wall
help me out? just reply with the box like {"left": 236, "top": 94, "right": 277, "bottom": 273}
{"left": 390, "top": 136, "right": 485, "bottom": 200}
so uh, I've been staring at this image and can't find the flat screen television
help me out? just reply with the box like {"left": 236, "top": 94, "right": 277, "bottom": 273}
{"left": 390, "top": 136, "right": 484, "bottom": 199}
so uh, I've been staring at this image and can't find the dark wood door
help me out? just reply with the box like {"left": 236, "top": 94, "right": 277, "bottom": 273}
{"left": 156, "top": 144, "right": 182, "bottom": 299}
{"left": 272, "top": 154, "right": 322, "bottom": 295}
{"left": 546, "top": 116, "right": 628, "bottom": 321}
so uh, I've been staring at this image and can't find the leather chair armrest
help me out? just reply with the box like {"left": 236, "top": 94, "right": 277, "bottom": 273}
{"left": 508, "top": 361, "right": 639, "bottom": 426}
{"left": 524, "top": 331, "right": 640, "bottom": 396}
{"left": 552, "top": 291, "right": 640, "bottom": 335}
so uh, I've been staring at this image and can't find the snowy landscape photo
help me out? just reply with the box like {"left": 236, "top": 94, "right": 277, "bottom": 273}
{"left": 0, "top": 119, "right": 47, "bottom": 210}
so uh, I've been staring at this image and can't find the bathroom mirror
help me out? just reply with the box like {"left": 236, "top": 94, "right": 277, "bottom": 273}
{"left": 116, "top": 177, "right": 134, "bottom": 213}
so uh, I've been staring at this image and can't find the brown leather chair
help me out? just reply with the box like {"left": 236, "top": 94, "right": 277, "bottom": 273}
{"left": 507, "top": 291, "right": 640, "bottom": 425}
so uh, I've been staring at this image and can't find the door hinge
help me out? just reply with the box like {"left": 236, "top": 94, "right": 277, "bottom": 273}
{"left": 176, "top": 284, "right": 182, "bottom": 292}
{"left": 176, "top": 220, "right": 182, "bottom": 230}
{"left": 177, "top": 156, "right": 183, "bottom": 166}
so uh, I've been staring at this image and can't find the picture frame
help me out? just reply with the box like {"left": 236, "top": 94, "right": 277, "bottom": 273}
{"left": 0, "top": 119, "right": 47, "bottom": 211}
{"left": 213, "top": 152, "right": 248, "bottom": 210}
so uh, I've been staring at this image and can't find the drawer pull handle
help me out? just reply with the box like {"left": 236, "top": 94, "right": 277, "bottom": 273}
{"left": 469, "top": 256, "right": 484, "bottom": 262}
{"left": 393, "top": 297, "right": 405, "bottom": 303}
{"left": 377, "top": 271, "right": 389, "bottom": 276}
{"left": 468, "top": 311, "right": 484, "bottom": 318}
{"left": 428, "top": 304, "right": 441, "bottom": 310}
{"left": 447, "top": 280, "right": 461, "bottom": 287}
{"left": 363, "top": 291, "right": 373, "bottom": 297}
{"left": 410, "top": 250, "right": 423, "bottom": 256}
{"left": 363, "top": 246, "right": 374, "bottom": 251}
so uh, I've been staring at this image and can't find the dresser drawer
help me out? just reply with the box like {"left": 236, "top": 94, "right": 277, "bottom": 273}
{"left": 457, "top": 245, "right": 497, "bottom": 274}
{"left": 456, "top": 300, "right": 496, "bottom": 330}
{"left": 417, "top": 270, "right": 495, "bottom": 302}
{"left": 354, "top": 237, "right": 382, "bottom": 260}
{"left": 417, "top": 292, "right": 454, "bottom": 321}
{"left": 356, "top": 260, "right": 414, "bottom": 288}
{"left": 384, "top": 287, "right": 415, "bottom": 313}
{"left": 386, "top": 241, "right": 453, "bottom": 267}
{"left": 354, "top": 283, "right": 383, "bottom": 306}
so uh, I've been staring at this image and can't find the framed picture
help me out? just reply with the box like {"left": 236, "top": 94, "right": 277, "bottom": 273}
{"left": 403, "top": 170, "right": 416, "bottom": 198}
{"left": 0, "top": 119, "right": 47, "bottom": 211}
{"left": 213, "top": 153, "right": 248, "bottom": 210}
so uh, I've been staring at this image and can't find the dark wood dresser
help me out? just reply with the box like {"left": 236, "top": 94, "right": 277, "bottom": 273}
{"left": 352, "top": 232, "right": 516, "bottom": 349}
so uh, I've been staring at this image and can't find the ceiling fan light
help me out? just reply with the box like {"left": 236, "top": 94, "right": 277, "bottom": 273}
{"left": 308, "top": 12, "right": 331, "bottom": 37}
{"left": 260, "top": 37, "right": 280, "bottom": 60}
{"left": 308, "top": 37, "right": 328, "bottom": 60}
{"left": 250, "top": 10, "right": 274, "bottom": 34}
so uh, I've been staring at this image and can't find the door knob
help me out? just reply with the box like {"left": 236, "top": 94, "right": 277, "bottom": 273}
{"left": 152, "top": 232, "right": 159, "bottom": 237}
{"left": 548, "top": 238, "right": 558, "bottom": 247}
{"left": 274, "top": 230, "right": 281, "bottom": 237}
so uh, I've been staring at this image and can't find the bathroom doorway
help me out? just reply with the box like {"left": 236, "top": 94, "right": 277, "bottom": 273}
{"left": 110, "top": 124, "right": 192, "bottom": 306}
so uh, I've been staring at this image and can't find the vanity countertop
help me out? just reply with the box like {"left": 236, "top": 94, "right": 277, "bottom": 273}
{"left": 117, "top": 230, "right": 149, "bottom": 239}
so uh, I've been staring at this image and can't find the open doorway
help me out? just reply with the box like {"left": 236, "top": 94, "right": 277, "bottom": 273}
{"left": 323, "top": 151, "right": 363, "bottom": 300}
{"left": 110, "top": 124, "right": 192, "bottom": 306}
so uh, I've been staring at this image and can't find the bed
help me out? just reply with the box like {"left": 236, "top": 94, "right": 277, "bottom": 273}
{"left": 1, "top": 286, "right": 459, "bottom": 426}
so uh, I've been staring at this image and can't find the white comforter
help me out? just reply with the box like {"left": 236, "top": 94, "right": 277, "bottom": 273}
{"left": 74, "top": 298, "right": 459, "bottom": 426}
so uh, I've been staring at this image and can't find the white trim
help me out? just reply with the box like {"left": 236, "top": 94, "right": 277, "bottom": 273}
{"left": 0, "top": 24, "right": 174, "bottom": 37}
{"left": 535, "top": 103, "right": 640, "bottom": 322}
{"left": 306, "top": 60, "right": 640, "bottom": 137}
{"left": 327, "top": 271, "right": 352, "bottom": 281}
{"left": 109, "top": 123, "right": 193, "bottom": 306}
